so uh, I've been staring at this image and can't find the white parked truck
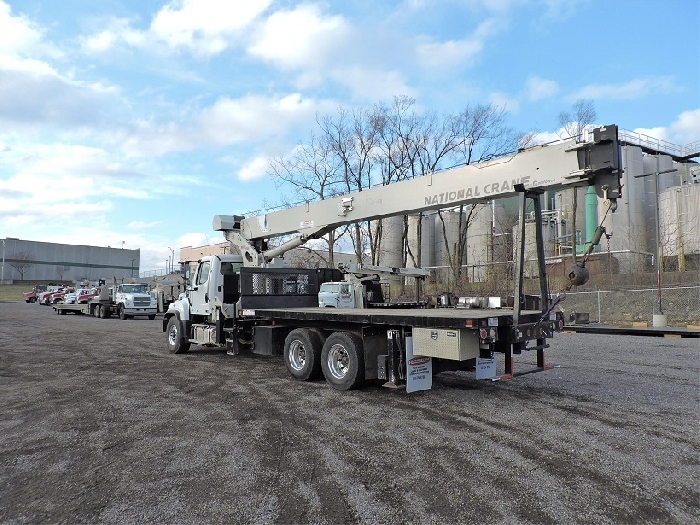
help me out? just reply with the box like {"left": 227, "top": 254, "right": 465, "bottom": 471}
{"left": 53, "top": 280, "right": 158, "bottom": 320}
{"left": 164, "top": 125, "right": 623, "bottom": 391}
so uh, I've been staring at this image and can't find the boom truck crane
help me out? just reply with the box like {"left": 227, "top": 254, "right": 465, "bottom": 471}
{"left": 164, "top": 125, "right": 622, "bottom": 392}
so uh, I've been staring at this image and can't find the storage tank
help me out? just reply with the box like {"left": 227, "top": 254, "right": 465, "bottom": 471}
{"left": 597, "top": 145, "right": 649, "bottom": 272}
{"left": 434, "top": 209, "right": 466, "bottom": 268}
{"left": 557, "top": 187, "right": 586, "bottom": 251}
{"left": 375, "top": 215, "right": 404, "bottom": 270}
{"left": 513, "top": 218, "right": 556, "bottom": 279}
{"left": 466, "top": 202, "right": 504, "bottom": 282}
{"left": 643, "top": 154, "right": 678, "bottom": 192}
{"left": 406, "top": 213, "right": 434, "bottom": 268}
{"left": 659, "top": 184, "right": 700, "bottom": 262}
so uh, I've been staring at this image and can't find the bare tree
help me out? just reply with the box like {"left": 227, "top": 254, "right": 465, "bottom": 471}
{"left": 56, "top": 265, "right": 70, "bottom": 281}
{"left": 268, "top": 131, "right": 346, "bottom": 266}
{"left": 8, "top": 251, "right": 34, "bottom": 280}
{"left": 557, "top": 99, "right": 597, "bottom": 142}
{"left": 557, "top": 99, "right": 597, "bottom": 263}
{"left": 374, "top": 96, "right": 463, "bottom": 270}
{"left": 318, "top": 107, "right": 383, "bottom": 263}
{"left": 437, "top": 103, "right": 520, "bottom": 284}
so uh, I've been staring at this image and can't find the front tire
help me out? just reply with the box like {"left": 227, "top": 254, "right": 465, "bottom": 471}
{"left": 119, "top": 305, "right": 127, "bottom": 320}
{"left": 167, "top": 316, "right": 190, "bottom": 354}
{"left": 321, "top": 332, "right": 365, "bottom": 390}
{"left": 284, "top": 328, "right": 324, "bottom": 381}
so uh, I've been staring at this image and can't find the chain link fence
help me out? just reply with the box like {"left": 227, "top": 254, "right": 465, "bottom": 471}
{"left": 411, "top": 263, "right": 700, "bottom": 327}
{"left": 557, "top": 286, "right": 700, "bottom": 326}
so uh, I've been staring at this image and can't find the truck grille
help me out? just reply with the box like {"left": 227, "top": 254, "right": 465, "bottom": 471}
{"left": 133, "top": 297, "right": 152, "bottom": 307}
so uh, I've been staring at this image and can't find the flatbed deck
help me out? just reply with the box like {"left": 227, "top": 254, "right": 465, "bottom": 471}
{"left": 253, "top": 307, "right": 545, "bottom": 329}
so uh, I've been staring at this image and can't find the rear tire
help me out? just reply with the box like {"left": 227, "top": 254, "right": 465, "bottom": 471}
{"left": 167, "top": 316, "right": 190, "bottom": 354}
{"left": 283, "top": 328, "right": 323, "bottom": 381}
{"left": 321, "top": 332, "right": 365, "bottom": 390}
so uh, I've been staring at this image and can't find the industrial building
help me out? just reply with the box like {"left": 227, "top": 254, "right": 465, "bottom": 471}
{"left": 0, "top": 238, "right": 140, "bottom": 283}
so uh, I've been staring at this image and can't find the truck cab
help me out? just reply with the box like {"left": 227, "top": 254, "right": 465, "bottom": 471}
{"left": 318, "top": 279, "right": 385, "bottom": 308}
{"left": 113, "top": 282, "right": 158, "bottom": 320}
{"left": 318, "top": 282, "right": 354, "bottom": 308}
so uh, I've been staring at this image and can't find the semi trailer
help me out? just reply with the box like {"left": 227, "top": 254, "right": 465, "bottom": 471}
{"left": 164, "top": 125, "right": 623, "bottom": 391}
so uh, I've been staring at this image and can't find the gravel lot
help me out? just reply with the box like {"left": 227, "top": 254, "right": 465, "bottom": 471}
{"left": 1, "top": 301, "right": 698, "bottom": 524}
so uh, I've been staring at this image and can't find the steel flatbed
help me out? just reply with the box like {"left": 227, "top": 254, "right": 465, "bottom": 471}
{"left": 252, "top": 307, "right": 545, "bottom": 330}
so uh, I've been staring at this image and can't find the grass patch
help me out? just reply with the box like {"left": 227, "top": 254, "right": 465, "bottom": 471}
{"left": 0, "top": 281, "right": 53, "bottom": 302}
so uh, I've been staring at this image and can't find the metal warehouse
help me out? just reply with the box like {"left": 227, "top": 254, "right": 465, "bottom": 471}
{"left": 1, "top": 238, "right": 140, "bottom": 283}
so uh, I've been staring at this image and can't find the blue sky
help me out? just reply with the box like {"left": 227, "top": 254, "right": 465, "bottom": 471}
{"left": 1, "top": 0, "right": 698, "bottom": 272}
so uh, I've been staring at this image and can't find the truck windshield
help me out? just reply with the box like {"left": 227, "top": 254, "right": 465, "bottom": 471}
{"left": 319, "top": 283, "right": 340, "bottom": 293}
{"left": 122, "top": 285, "right": 149, "bottom": 294}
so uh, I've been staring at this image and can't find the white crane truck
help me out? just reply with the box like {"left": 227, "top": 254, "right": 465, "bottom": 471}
{"left": 164, "top": 125, "right": 623, "bottom": 391}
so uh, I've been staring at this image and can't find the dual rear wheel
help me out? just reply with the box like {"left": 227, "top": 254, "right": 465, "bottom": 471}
{"left": 283, "top": 329, "right": 365, "bottom": 390}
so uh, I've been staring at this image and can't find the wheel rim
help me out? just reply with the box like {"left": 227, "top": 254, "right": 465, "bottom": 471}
{"left": 327, "top": 344, "right": 349, "bottom": 379}
{"left": 168, "top": 324, "right": 178, "bottom": 346}
{"left": 288, "top": 340, "right": 306, "bottom": 371}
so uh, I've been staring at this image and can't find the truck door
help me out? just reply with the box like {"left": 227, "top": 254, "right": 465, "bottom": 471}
{"left": 337, "top": 282, "right": 354, "bottom": 308}
{"left": 189, "top": 260, "right": 212, "bottom": 316}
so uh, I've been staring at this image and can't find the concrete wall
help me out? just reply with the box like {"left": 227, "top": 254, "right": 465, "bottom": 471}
{"left": 1, "top": 238, "right": 140, "bottom": 282}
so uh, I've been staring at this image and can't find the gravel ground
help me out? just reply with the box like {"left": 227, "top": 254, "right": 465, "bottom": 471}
{"left": 1, "top": 301, "right": 698, "bottom": 524}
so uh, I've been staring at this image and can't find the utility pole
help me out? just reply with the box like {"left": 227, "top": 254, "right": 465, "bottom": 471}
{"left": 168, "top": 247, "right": 174, "bottom": 273}
{"left": 1, "top": 239, "right": 5, "bottom": 283}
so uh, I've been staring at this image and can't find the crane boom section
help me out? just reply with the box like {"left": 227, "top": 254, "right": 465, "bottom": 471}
{"left": 227, "top": 127, "right": 621, "bottom": 242}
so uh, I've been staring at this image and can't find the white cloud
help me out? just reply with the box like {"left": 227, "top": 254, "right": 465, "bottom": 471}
{"left": 177, "top": 232, "right": 218, "bottom": 249}
{"left": 81, "top": 17, "right": 147, "bottom": 53}
{"left": 568, "top": 77, "right": 674, "bottom": 101}
{"left": 416, "top": 19, "right": 499, "bottom": 69}
{"left": 82, "top": 0, "right": 271, "bottom": 56}
{"left": 0, "top": 141, "right": 167, "bottom": 230}
{"left": 0, "top": 1, "right": 43, "bottom": 55}
{"left": 631, "top": 109, "right": 700, "bottom": 148}
{"left": 525, "top": 76, "right": 558, "bottom": 101}
{"left": 152, "top": 0, "right": 271, "bottom": 54}
{"left": 248, "top": 4, "right": 348, "bottom": 69}
{"left": 120, "top": 93, "right": 325, "bottom": 157}
{"left": 669, "top": 108, "right": 700, "bottom": 144}
{"left": 0, "top": 67, "right": 119, "bottom": 128}
{"left": 238, "top": 156, "right": 269, "bottom": 182}
{"left": 530, "top": 130, "right": 565, "bottom": 145}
